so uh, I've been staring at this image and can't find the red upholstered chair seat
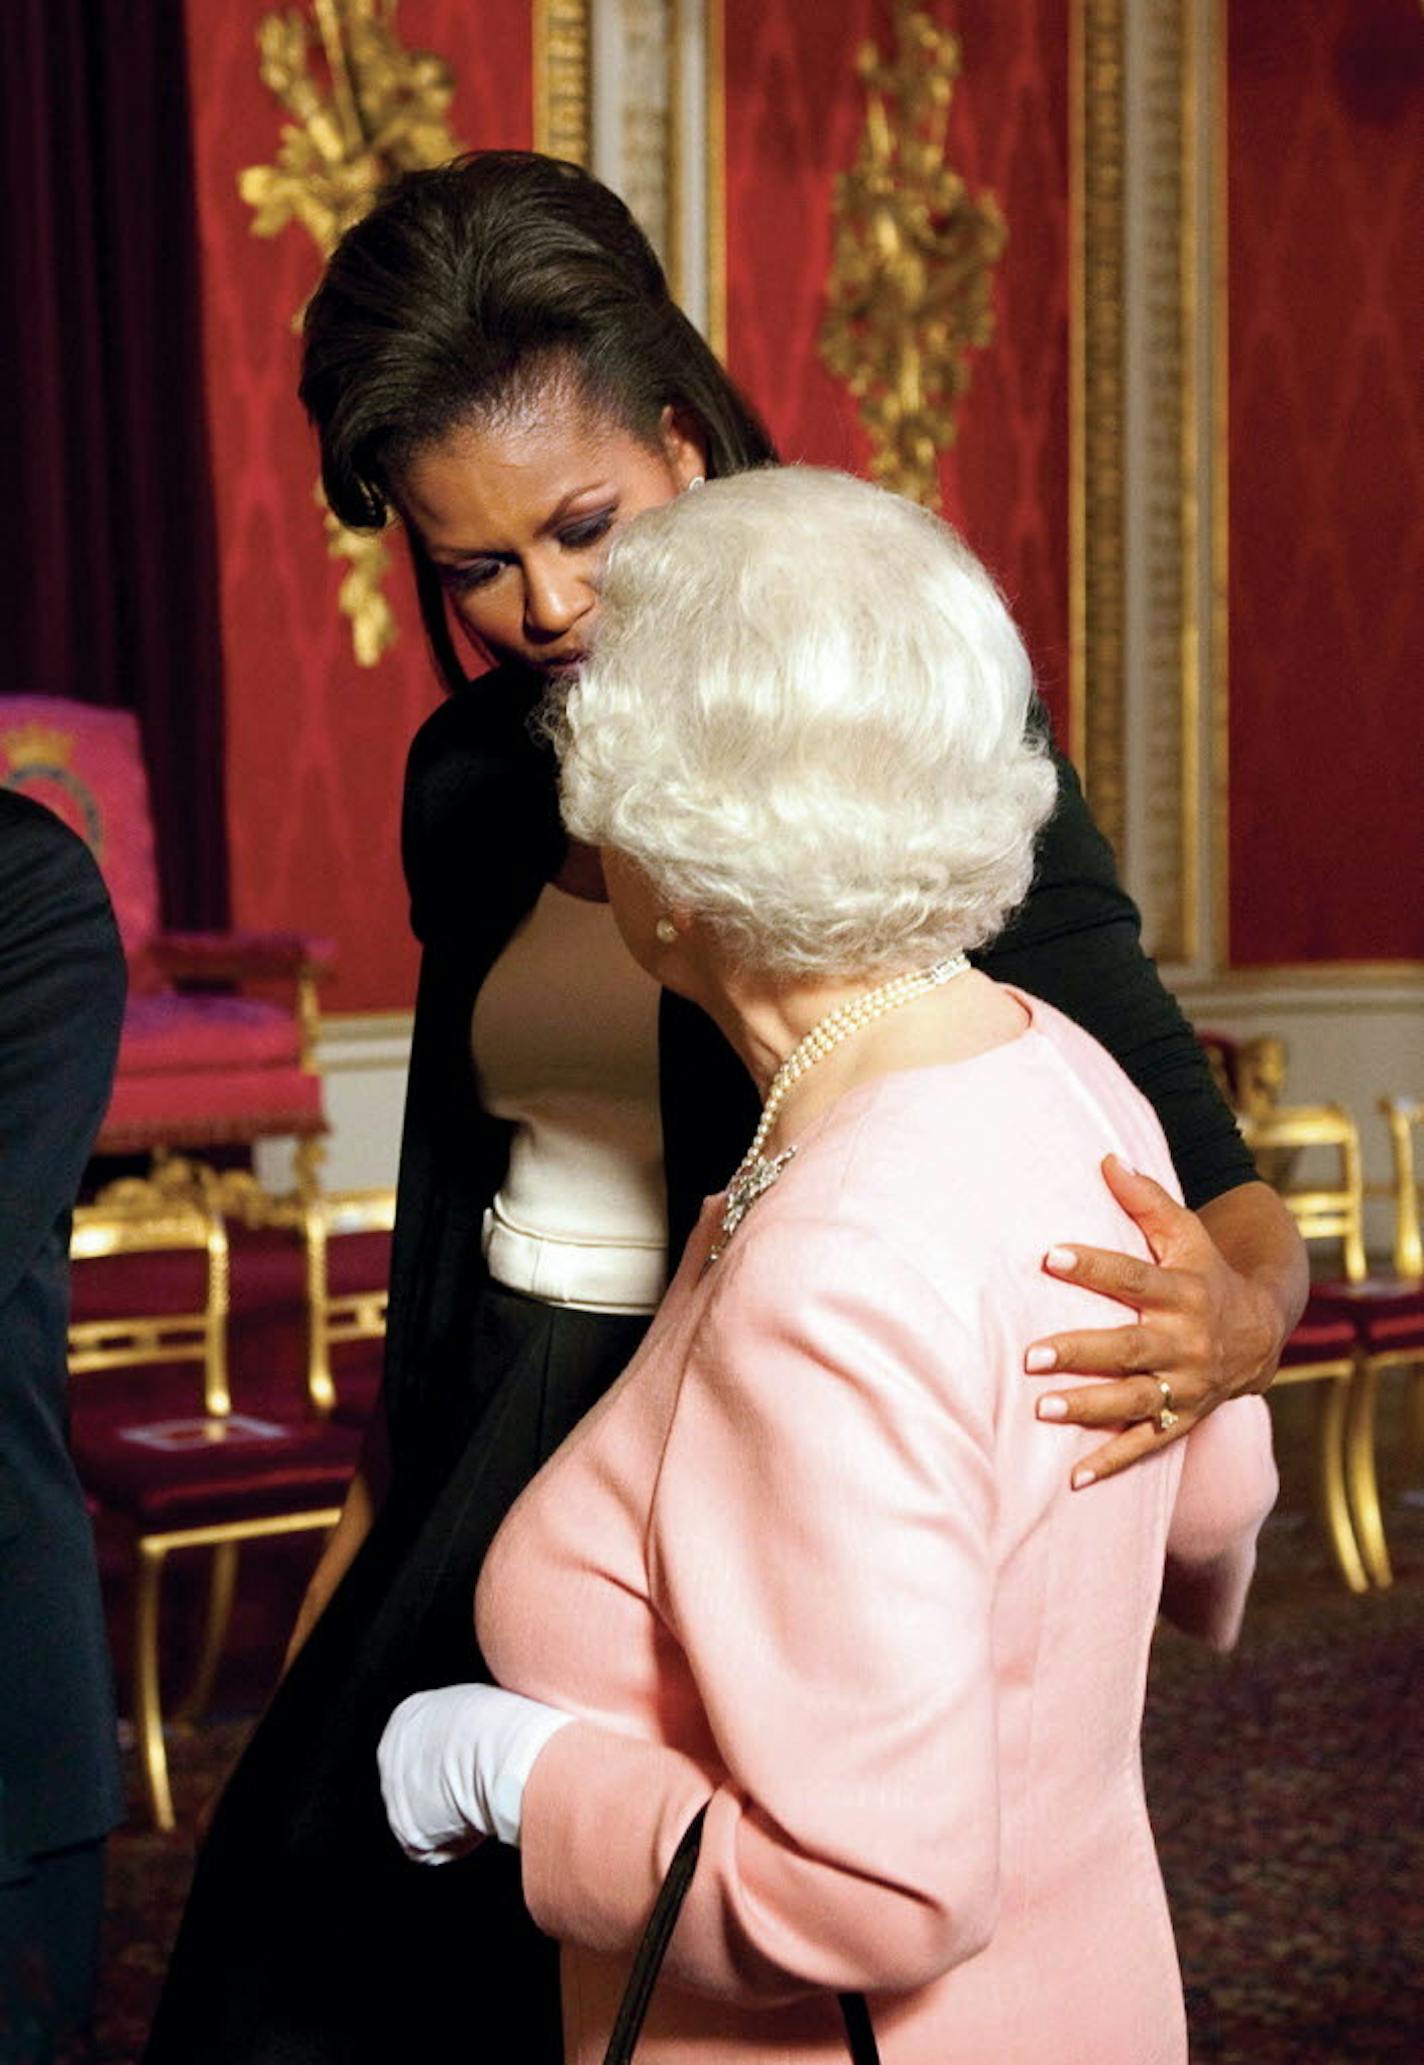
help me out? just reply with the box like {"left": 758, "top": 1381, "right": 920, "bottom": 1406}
{"left": 1275, "top": 1296, "right": 1359, "bottom": 1368}
{"left": 1308, "top": 1278, "right": 1424, "bottom": 1356}
{"left": 72, "top": 1412, "right": 361, "bottom": 1534}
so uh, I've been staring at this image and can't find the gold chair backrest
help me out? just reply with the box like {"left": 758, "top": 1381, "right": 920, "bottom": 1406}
{"left": 1239, "top": 1101, "right": 1367, "bottom": 1285}
{"left": 69, "top": 1179, "right": 231, "bottom": 1416}
{"left": 1379, "top": 1097, "right": 1423, "bottom": 1281}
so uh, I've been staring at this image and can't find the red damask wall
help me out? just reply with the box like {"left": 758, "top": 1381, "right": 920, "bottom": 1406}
{"left": 184, "top": 3, "right": 533, "bottom": 1013}
{"left": 723, "top": 0, "right": 1071, "bottom": 733}
{"left": 1227, "top": 0, "right": 1424, "bottom": 965}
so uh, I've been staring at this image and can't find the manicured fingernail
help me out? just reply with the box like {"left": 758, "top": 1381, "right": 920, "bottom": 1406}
{"left": 1037, "top": 1396, "right": 1068, "bottom": 1419}
{"left": 1072, "top": 1466, "right": 1096, "bottom": 1490}
{"left": 1026, "top": 1346, "right": 1057, "bottom": 1373}
{"left": 1044, "top": 1246, "right": 1077, "bottom": 1273}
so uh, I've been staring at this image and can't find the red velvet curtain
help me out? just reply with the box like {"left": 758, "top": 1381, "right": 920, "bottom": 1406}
{"left": 0, "top": 0, "right": 230, "bottom": 928}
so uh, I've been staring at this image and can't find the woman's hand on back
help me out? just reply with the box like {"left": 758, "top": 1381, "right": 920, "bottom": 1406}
{"left": 1024, "top": 1155, "right": 1303, "bottom": 1486}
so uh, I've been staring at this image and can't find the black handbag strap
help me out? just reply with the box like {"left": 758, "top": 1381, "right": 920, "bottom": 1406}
{"left": 601, "top": 1805, "right": 881, "bottom": 2064}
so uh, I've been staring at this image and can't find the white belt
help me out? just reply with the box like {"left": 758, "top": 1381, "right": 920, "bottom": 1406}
{"left": 481, "top": 1208, "right": 667, "bottom": 1315}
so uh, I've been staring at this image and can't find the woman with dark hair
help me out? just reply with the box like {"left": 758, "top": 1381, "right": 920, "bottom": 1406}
{"left": 145, "top": 153, "right": 1302, "bottom": 2065}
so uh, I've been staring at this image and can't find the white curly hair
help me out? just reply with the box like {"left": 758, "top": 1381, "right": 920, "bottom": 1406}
{"left": 556, "top": 465, "right": 1058, "bottom": 980}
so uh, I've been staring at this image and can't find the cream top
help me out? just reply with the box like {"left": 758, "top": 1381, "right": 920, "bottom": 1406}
{"left": 471, "top": 884, "right": 668, "bottom": 1314}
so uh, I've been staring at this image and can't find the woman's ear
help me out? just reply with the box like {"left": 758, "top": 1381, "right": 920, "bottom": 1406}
{"left": 660, "top": 405, "right": 709, "bottom": 490}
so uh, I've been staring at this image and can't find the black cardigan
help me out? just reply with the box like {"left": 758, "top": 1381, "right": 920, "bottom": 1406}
{"left": 380, "top": 668, "right": 1255, "bottom": 1463}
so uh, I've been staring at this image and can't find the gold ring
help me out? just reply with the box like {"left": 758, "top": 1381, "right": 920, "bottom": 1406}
{"left": 1153, "top": 1377, "right": 1178, "bottom": 1435}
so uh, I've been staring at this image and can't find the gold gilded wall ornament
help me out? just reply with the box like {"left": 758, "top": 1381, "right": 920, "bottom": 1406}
{"left": 819, "top": 2, "right": 1006, "bottom": 510}
{"left": 239, "top": 1, "right": 464, "bottom": 666}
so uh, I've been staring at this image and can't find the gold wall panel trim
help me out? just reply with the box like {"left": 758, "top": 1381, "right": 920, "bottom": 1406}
{"left": 1176, "top": 0, "right": 1203, "bottom": 966}
{"left": 618, "top": 0, "right": 674, "bottom": 266}
{"left": 1130, "top": 0, "right": 1203, "bottom": 965}
{"left": 1070, "top": 0, "right": 1126, "bottom": 847}
{"left": 534, "top": 0, "right": 592, "bottom": 165}
{"left": 1210, "top": 0, "right": 1231, "bottom": 969}
{"left": 705, "top": 0, "right": 727, "bottom": 361}
{"left": 667, "top": 0, "right": 686, "bottom": 304}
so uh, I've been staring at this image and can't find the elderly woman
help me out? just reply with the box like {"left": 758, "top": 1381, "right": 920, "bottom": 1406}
{"left": 379, "top": 469, "right": 1278, "bottom": 2065}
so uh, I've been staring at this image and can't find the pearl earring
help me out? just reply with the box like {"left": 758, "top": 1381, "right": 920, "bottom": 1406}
{"left": 655, "top": 917, "right": 679, "bottom": 945}
{"left": 685, "top": 475, "right": 705, "bottom": 492}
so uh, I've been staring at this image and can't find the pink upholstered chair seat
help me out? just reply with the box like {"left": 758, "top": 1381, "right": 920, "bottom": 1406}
{"left": 119, "top": 992, "right": 301, "bottom": 1075}
{"left": 71, "top": 1413, "right": 361, "bottom": 1533}
{"left": 1, "top": 696, "right": 333, "bottom": 1158}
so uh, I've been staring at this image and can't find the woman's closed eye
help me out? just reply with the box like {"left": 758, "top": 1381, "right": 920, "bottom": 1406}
{"left": 556, "top": 507, "right": 616, "bottom": 552}
{"left": 437, "top": 557, "right": 503, "bottom": 596}
{"left": 435, "top": 509, "right": 617, "bottom": 596}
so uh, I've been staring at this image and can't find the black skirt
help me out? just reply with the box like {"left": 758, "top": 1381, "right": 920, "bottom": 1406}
{"left": 143, "top": 1285, "right": 651, "bottom": 2065}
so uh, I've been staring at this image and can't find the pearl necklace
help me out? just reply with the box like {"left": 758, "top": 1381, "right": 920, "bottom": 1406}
{"left": 705, "top": 952, "right": 971, "bottom": 1266}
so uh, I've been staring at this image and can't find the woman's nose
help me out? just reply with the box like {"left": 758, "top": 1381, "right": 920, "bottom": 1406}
{"left": 523, "top": 557, "right": 596, "bottom": 641}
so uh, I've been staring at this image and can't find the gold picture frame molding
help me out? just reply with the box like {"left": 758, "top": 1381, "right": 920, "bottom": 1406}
{"left": 1069, "top": 0, "right": 1125, "bottom": 826}
{"left": 533, "top": 0, "right": 592, "bottom": 165}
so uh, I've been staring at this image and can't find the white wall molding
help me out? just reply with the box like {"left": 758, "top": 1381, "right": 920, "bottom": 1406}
{"left": 1170, "top": 972, "right": 1424, "bottom": 1248}
{"left": 254, "top": 1011, "right": 414, "bottom": 1198}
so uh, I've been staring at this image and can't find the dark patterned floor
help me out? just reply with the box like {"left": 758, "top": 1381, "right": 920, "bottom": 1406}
{"left": 94, "top": 1384, "right": 1424, "bottom": 2062}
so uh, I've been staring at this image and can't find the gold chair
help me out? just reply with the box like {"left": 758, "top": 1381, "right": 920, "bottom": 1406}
{"left": 1242, "top": 1101, "right": 1424, "bottom": 1591}
{"left": 1377, "top": 1096, "right": 1424, "bottom": 1498}
{"left": 307, "top": 1187, "right": 397, "bottom": 1421}
{"left": 1381, "top": 1097, "right": 1423, "bottom": 1280}
{"left": 1239, "top": 1104, "right": 1370, "bottom": 1592}
{"left": 70, "top": 1179, "right": 362, "bottom": 1828}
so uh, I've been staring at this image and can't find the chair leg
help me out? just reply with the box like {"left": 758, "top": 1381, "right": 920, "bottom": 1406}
{"left": 1405, "top": 1364, "right": 1424, "bottom": 1482}
{"left": 295, "top": 1138, "right": 336, "bottom": 1415}
{"left": 1314, "top": 1379, "right": 1370, "bottom": 1594}
{"left": 304, "top": 1201, "right": 336, "bottom": 1417}
{"left": 133, "top": 1539, "right": 176, "bottom": 1831}
{"left": 172, "top": 1540, "right": 241, "bottom": 1728}
{"left": 1344, "top": 1360, "right": 1393, "bottom": 1590}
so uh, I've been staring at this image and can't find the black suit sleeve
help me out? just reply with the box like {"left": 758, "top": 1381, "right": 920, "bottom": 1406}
{"left": 0, "top": 790, "right": 126, "bottom": 1867}
{"left": 0, "top": 795, "right": 126, "bottom": 1308}
{"left": 978, "top": 742, "right": 1256, "bottom": 1212}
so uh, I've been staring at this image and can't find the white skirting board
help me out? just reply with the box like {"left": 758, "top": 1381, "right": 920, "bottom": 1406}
{"left": 254, "top": 1013, "right": 414, "bottom": 1198}
{"left": 1171, "top": 971, "right": 1424, "bottom": 1260}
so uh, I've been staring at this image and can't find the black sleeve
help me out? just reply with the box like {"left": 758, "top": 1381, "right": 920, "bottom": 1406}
{"left": 977, "top": 742, "right": 1257, "bottom": 1212}
{"left": 400, "top": 674, "right": 564, "bottom": 950}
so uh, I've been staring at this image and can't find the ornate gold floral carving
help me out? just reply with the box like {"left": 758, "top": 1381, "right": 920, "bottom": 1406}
{"left": 240, "top": 2, "right": 464, "bottom": 666}
{"left": 818, "top": 2, "right": 1006, "bottom": 510}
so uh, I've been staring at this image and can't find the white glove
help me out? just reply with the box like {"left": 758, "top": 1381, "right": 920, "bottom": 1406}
{"left": 377, "top": 1682, "right": 575, "bottom": 1864}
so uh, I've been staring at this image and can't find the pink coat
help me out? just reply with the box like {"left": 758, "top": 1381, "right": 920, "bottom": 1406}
{"left": 476, "top": 991, "right": 1278, "bottom": 2064}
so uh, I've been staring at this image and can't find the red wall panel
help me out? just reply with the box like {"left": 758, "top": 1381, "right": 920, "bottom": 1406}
{"left": 1227, "top": 0, "right": 1424, "bottom": 964}
{"left": 185, "top": 3, "right": 534, "bottom": 1012}
{"left": 723, "top": 0, "right": 1071, "bottom": 731}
